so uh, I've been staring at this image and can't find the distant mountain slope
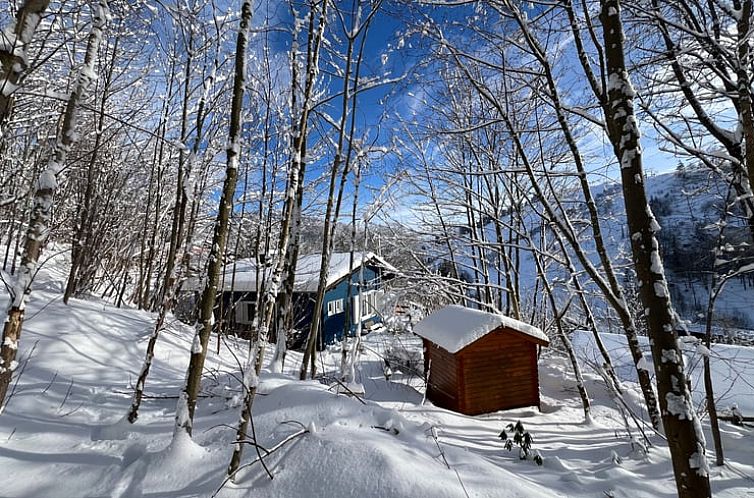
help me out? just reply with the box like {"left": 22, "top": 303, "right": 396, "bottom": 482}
{"left": 423, "top": 167, "right": 754, "bottom": 335}
{"left": 594, "top": 167, "right": 754, "bottom": 331}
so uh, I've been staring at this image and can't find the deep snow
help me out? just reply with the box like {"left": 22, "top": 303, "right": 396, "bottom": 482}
{"left": 1, "top": 255, "right": 753, "bottom": 497}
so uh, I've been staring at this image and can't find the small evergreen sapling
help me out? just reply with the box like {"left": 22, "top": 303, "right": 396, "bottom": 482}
{"left": 499, "top": 421, "right": 543, "bottom": 466}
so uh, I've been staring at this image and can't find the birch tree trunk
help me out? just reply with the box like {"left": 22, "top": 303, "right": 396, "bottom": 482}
{"left": 0, "top": 0, "right": 51, "bottom": 136}
{"left": 270, "top": 6, "right": 315, "bottom": 371}
{"left": 536, "top": 258, "right": 591, "bottom": 421}
{"left": 0, "top": 1, "right": 109, "bottom": 411}
{"left": 600, "top": 2, "right": 711, "bottom": 495}
{"left": 226, "top": 118, "right": 302, "bottom": 478}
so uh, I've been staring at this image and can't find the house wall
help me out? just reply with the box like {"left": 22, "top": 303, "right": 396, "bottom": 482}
{"left": 321, "top": 264, "right": 384, "bottom": 345}
{"left": 220, "top": 290, "right": 257, "bottom": 339}
{"left": 217, "top": 262, "right": 388, "bottom": 348}
{"left": 175, "top": 291, "right": 200, "bottom": 322}
{"left": 457, "top": 329, "right": 540, "bottom": 415}
{"left": 423, "top": 327, "right": 542, "bottom": 416}
{"left": 219, "top": 290, "right": 314, "bottom": 343}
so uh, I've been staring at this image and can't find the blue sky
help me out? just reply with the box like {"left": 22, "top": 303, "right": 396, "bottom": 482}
{"left": 209, "top": 0, "right": 695, "bottom": 230}
{"left": 244, "top": 0, "right": 413, "bottom": 222}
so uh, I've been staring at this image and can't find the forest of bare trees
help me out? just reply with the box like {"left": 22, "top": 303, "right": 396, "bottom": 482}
{"left": 2, "top": 1, "right": 754, "bottom": 496}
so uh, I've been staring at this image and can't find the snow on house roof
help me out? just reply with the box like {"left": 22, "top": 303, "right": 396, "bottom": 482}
{"left": 207, "top": 251, "right": 396, "bottom": 293}
{"left": 413, "top": 305, "right": 549, "bottom": 353}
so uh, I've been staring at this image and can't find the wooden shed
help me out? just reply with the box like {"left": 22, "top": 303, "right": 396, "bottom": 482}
{"left": 414, "top": 305, "right": 549, "bottom": 415}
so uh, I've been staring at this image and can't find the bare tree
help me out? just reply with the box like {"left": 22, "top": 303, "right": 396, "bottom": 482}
{"left": 174, "top": 0, "right": 252, "bottom": 437}
{"left": 227, "top": 0, "right": 329, "bottom": 477}
{"left": 270, "top": 1, "right": 327, "bottom": 372}
{"left": 430, "top": 6, "right": 662, "bottom": 428}
{"left": 300, "top": 0, "right": 382, "bottom": 380}
{"left": 599, "top": 1, "right": 710, "bottom": 495}
{"left": 0, "top": 0, "right": 109, "bottom": 410}
{"left": 639, "top": 0, "right": 754, "bottom": 241}
{"left": 126, "top": 4, "right": 224, "bottom": 424}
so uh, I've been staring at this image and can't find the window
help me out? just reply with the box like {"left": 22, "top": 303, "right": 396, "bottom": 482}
{"left": 235, "top": 301, "right": 256, "bottom": 325}
{"left": 355, "top": 290, "right": 383, "bottom": 320}
{"left": 327, "top": 298, "right": 344, "bottom": 317}
{"left": 362, "top": 291, "right": 377, "bottom": 318}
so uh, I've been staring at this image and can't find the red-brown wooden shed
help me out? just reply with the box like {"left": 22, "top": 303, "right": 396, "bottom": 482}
{"left": 414, "top": 305, "right": 549, "bottom": 416}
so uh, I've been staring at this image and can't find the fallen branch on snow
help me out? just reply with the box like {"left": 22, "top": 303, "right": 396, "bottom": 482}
{"left": 211, "top": 427, "right": 310, "bottom": 497}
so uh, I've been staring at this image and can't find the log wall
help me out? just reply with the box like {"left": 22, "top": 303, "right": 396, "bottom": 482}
{"left": 424, "top": 327, "right": 542, "bottom": 415}
{"left": 423, "top": 338, "right": 460, "bottom": 411}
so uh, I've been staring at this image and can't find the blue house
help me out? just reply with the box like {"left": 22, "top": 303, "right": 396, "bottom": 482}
{"left": 209, "top": 252, "right": 396, "bottom": 347}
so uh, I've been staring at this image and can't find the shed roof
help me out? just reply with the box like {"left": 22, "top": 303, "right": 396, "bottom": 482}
{"left": 413, "top": 305, "right": 549, "bottom": 353}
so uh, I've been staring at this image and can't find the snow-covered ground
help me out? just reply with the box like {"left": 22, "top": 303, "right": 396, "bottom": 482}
{"left": 1, "top": 260, "right": 753, "bottom": 497}
{"left": 573, "top": 331, "right": 754, "bottom": 415}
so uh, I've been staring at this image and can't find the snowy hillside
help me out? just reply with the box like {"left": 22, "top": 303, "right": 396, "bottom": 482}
{"left": 593, "top": 168, "right": 754, "bottom": 329}
{"left": 1, "top": 254, "right": 753, "bottom": 497}
{"left": 425, "top": 167, "right": 754, "bottom": 335}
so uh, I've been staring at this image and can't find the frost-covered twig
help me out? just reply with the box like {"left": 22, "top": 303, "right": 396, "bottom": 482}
{"left": 41, "top": 371, "right": 57, "bottom": 394}
{"left": 212, "top": 428, "right": 309, "bottom": 497}
{"left": 329, "top": 377, "right": 367, "bottom": 405}
{"left": 57, "top": 378, "right": 75, "bottom": 412}
{"left": 584, "top": 356, "right": 658, "bottom": 447}
{"left": 429, "top": 425, "right": 470, "bottom": 498}
{"left": 0, "top": 340, "right": 37, "bottom": 415}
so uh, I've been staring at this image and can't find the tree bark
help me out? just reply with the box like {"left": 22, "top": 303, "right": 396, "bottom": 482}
{"left": 0, "top": 1, "right": 109, "bottom": 410}
{"left": 0, "top": 0, "right": 51, "bottom": 136}
{"left": 734, "top": 0, "right": 754, "bottom": 223}
{"left": 600, "top": 2, "right": 711, "bottom": 495}
{"left": 174, "top": 0, "right": 251, "bottom": 437}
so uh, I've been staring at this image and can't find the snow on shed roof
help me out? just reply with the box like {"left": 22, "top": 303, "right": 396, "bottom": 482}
{"left": 191, "top": 252, "right": 396, "bottom": 293}
{"left": 413, "top": 305, "right": 548, "bottom": 353}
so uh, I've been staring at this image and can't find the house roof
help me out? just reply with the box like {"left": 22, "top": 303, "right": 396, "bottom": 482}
{"left": 188, "top": 252, "right": 396, "bottom": 293}
{"left": 413, "top": 305, "right": 549, "bottom": 353}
